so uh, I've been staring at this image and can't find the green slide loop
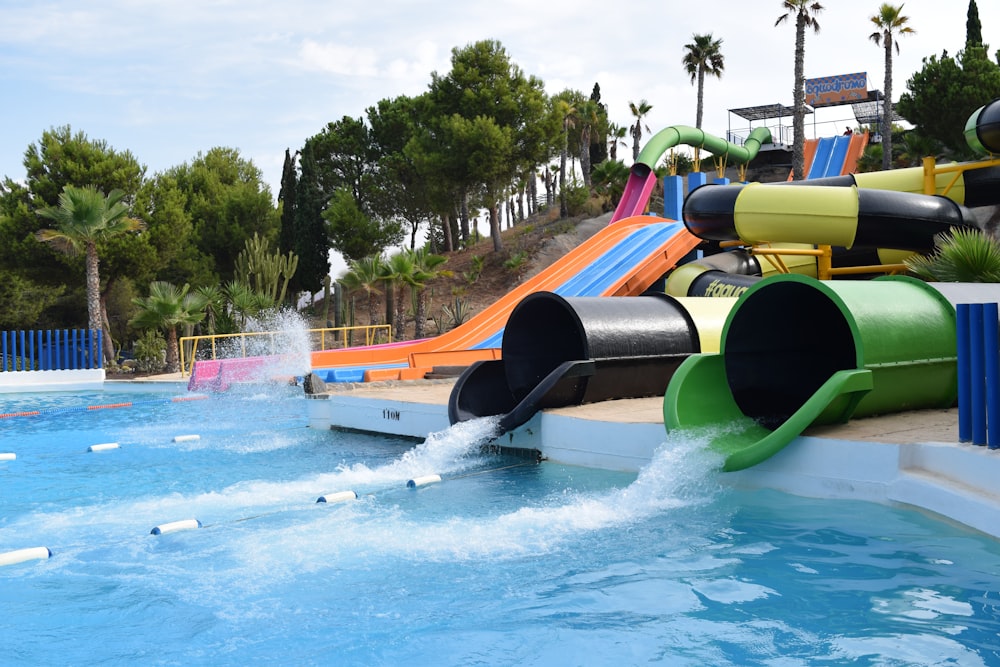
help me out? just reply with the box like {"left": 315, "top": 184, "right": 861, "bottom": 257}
{"left": 636, "top": 126, "right": 772, "bottom": 168}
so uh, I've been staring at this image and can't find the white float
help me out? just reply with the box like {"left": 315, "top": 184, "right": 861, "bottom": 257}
{"left": 0, "top": 452, "right": 15, "bottom": 461}
{"left": 316, "top": 490, "right": 358, "bottom": 504}
{"left": 150, "top": 519, "right": 202, "bottom": 535}
{"left": 0, "top": 546, "right": 52, "bottom": 566}
{"left": 172, "top": 434, "right": 200, "bottom": 443}
{"left": 406, "top": 474, "right": 442, "bottom": 488}
{"left": 87, "top": 442, "right": 120, "bottom": 452}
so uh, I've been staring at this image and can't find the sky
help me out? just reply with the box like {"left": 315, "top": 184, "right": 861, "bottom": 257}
{"left": 2, "top": 0, "right": 997, "bottom": 203}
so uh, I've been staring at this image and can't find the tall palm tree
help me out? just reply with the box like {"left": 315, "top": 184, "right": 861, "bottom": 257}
{"left": 606, "top": 123, "right": 628, "bottom": 161}
{"left": 776, "top": 0, "right": 824, "bottom": 180}
{"left": 577, "top": 99, "right": 602, "bottom": 187}
{"left": 870, "top": 3, "right": 915, "bottom": 170}
{"left": 628, "top": 99, "right": 654, "bottom": 163}
{"left": 130, "top": 282, "right": 208, "bottom": 373}
{"left": 556, "top": 98, "right": 578, "bottom": 217}
{"left": 36, "top": 185, "right": 145, "bottom": 362}
{"left": 341, "top": 255, "right": 385, "bottom": 331}
{"left": 682, "top": 33, "right": 726, "bottom": 129}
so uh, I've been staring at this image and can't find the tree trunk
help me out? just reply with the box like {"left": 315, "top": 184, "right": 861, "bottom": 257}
{"left": 696, "top": 68, "right": 706, "bottom": 129}
{"left": 460, "top": 194, "right": 470, "bottom": 245}
{"left": 792, "top": 14, "right": 807, "bottom": 180}
{"left": 165, "top": 327, "right": 179, "bottom": 374}
{"left": 414, "top": 289, "right": 428, "bottom": 340}
{"left": 394, "top": 284, "right": 407, "bottom": 341}
{"left": 99, "top": 294, "right": 115, "bottom": 365}
{"left": 559, "top": 133, "right": 569, "bottom": 217}
{"left": 441, "top": 213, "right": 454, "bottom": 252}
{"left": 882, "top": 35, "right": 893, "bottom": 171}
{"left": 489, "top": 204, "right": 503, "bottom": 252}
{"left": 580, "top": 126, "right": 592, "bottom": 187}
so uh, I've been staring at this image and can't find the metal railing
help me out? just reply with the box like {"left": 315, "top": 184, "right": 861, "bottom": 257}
{"left": 179, "top": 325, "right": 392, "bottom": 376}
{"left": 1, "top": 329, "right": 103, "bottom": 372}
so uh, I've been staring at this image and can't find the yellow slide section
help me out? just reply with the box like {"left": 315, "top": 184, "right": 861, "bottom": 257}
{"left": 311, "top": 217, "right": 701, "bottom": 371}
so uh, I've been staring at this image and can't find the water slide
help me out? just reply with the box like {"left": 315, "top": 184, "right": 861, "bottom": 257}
{"left": 794, "top": 132, "right": 869, "bottom": 180}
{"left": 662, "top": 99, "right": 1000, "bottom": 470}
{"left": 611, "top": 126, "right": 772, "bottom": 222}
{"left": 449, "top": 291, "right": 736, "bottom": 435}
{"left": 306, "top": 218, "right": 701, "bottom": 382}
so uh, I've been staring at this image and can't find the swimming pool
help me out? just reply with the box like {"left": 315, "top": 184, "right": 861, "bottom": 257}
{"left": 2, "top": 384, "right": 998, "bottom": 665}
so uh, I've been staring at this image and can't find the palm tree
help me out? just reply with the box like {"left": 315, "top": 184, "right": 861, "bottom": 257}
{"left": 628, "top": 99, "right": 654, "bottom": 163}
{"left": 381, "top": 251, "right": 417, "bottom": 341}
{"left": 776, "top": 0, "right": 824, "bottom": 180}
{"left": 577, "top": 99, "right": 601, "bottom": 187}
{"left": 606, "top": 123, "right": 628, "bottom": 161}
{"left": 36, "top": 185, "right": 145, "bottom": 362}
{"left": 410, "top": 248, "right": 447, "bottom": 340}
{"left": 682, "top": 33, "right": 725, "bottom": 129}
{"left": 130, "top": 282, "right": 209, "bottom": 373}
{"left": 341, "top": 255, "right": 385, "bottom": 332}
{"left": 870, "top": 3, "right": 915, "bottom": 171}
{"left": 556, "top": 98, "right": 578, "bottom": 217}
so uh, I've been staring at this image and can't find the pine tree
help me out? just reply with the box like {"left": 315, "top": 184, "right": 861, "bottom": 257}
{"left": 293, "top": 142, "right": 330, "bottom": 296}
{"left": 277, "top": 148, "right": 297, "bottom": 257}
{"left": 967, "top": 0, "right": 983, "bottom": 48}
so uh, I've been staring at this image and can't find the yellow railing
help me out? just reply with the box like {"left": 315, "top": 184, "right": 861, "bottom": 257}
{"left": 179, "top": 325, "right": 392, "bottom": 377}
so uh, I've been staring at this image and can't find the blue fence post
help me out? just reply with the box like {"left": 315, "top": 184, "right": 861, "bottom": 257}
{"left": 971, "top": 304, "right": 987, "bottom": 445}
{"left": 957, "top": 304, "right": 972, "bottom": 442}
{"left": 985, "top": 303, "right": 1000, "bottom": 450}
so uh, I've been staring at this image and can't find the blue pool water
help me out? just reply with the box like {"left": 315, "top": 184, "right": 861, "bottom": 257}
{"left": 2, "top": 383, "right": 999, "bottom": 666}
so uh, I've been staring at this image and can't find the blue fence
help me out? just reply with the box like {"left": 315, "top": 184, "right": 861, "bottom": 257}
{"left": 956, "top": 303, "right": 1000, "bottom": 449}
{"left": 0, "top": 329, "right": 103, "bottom": 372}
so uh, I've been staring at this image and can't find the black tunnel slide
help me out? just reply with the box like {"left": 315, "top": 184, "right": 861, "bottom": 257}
{"left": 448, "top": 292, "right": 701, "bottom": 435}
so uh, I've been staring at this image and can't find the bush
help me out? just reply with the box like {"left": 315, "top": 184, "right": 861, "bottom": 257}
{"left": 133, "top": 330, "right": 167, "bottom": 373}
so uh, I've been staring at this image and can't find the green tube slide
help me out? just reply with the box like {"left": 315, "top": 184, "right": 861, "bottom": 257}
{"left": 636, "top": 126, "right": 773, "bottom": 168}
{"left": 663, "top": 274, "right": 958, "bottom": 471}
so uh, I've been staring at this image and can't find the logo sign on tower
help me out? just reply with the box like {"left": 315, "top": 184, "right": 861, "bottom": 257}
{"left": 804, "top": 72, "right": 868, "bottom": 107}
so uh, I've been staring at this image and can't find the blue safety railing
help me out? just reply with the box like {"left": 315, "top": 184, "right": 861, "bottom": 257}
{"left": 0, "top": 329, "right": 103, "bottom": 372}
{"left": 956, "top": 303, "right": 1000, "bottom": 449}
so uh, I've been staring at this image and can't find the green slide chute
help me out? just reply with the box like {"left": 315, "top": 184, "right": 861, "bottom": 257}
{"left": 637, "top": 126, "right": 772, "bottom": 168}
{"left": 662, "top": 274, "right": 958, "bottom": 471}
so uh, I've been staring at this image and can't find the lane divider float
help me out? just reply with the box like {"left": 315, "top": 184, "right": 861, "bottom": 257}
{"left": 150, "top": 519, "right": 202, "bottom": 535}
{"left": 0, "top": 547, "right": 52, "bottom": 566}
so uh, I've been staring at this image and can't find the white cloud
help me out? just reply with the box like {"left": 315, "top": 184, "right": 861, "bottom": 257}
{"left": 296, "top": 39, "right": 379, "bottom": 77}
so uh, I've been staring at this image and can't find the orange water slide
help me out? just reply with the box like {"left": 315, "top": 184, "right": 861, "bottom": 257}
{"left": 311, "top": 217, "right": 700, "bottom": 371}
{"left": 840, "top": 131, "right": 869, "bottom": 174}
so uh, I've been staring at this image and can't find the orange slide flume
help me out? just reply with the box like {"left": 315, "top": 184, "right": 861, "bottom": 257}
{"left": 311, "top": 216, "right": 700, "bottom": 378}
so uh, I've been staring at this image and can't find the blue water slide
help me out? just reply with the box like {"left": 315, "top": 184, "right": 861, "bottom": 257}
{"left": 806, "top": 137, "right": 836, "bottom": 180}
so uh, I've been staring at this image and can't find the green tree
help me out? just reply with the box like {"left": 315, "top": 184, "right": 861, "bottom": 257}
{"left": 341, "top": 255, "right": 386, "bottom": 328}
{"left": 577, "top": 98, "right": 602, "bottom": 188}
{"left": 293, "top": 140, "right": 331, "bottom": 294}
{"left": 776, "top": 0, "right": 824, "bottom": 180}
{"left": 0, "top": 270, "right": 63, "bottom": 329}
{"left": 588, "top": 83, "right": 610, "bottom": 176}
{"left": 37, "top": 186, "right": 145, "bottom": 361}
{"left": 897, "top": 46, "right": 1000, "bottom": 156}
{"left": 130, "top": 281, "right": 209, "bottom": 373}
{"left": 966, "top": 0, "right": 983, "bottom": 48}
{"left": 381, "top": 251, "right": 418, "bottom": 340}
{"left": 426, "top": 40, "right": 555, "bottom": 251}
{"left": 278, "top": 148, "right": 298, "bottom": 258}
{"left": 682, "top": 33, "right": 726, "bottom": 129}
{"left": 555, "top": 96, "right": 578, "bottom": 217}
{"left": 166, "top": 147, "right": 278, "bottom": 283}
{"left": 325, "top": 188, "right": 403, "bottom": 262}
{"left": 410, "top": 248, "right": 447, "bottom": 340}
{"left": 606, "top": 123, "right": 628, "bottom": 162}
{"left": 628, "top": 99, "right": 654, "bottom": 163}
{"left": 869, "top": 3, "right": 915, "bottom": 170}
{"left": 591, "top": 159, "right": 630, "bottom": 211}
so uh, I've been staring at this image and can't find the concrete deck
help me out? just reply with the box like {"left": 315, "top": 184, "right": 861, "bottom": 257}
{"left": 305, "top": 379, "right": 1000, "bottom": 540}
